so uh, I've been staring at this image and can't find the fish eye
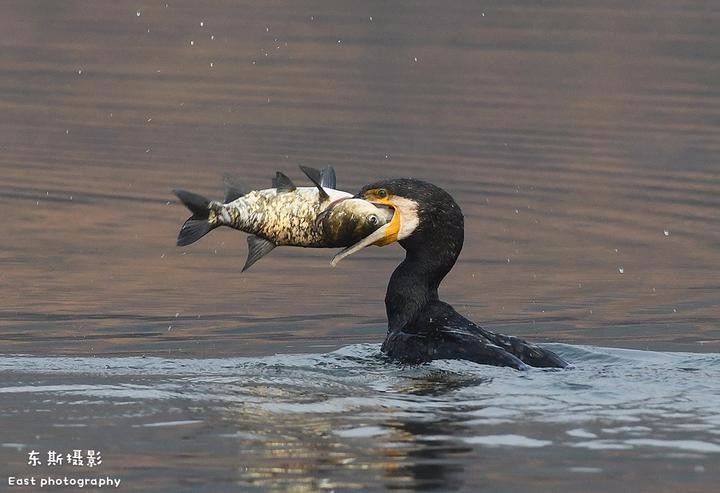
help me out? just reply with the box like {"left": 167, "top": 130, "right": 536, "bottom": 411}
{"left": 376, "top": 189, "right": 388, "bottom": 198}
{"left": 368, "top": 214, "right": 378, "bottom": 225}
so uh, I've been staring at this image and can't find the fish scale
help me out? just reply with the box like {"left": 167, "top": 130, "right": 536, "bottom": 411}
{"left": 228, "top": 188, "right": 330, "bottom": 246}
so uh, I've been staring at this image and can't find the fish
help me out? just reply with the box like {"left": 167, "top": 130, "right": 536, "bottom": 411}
{"left": 325, "top": 198, "right": 403, "bottom": 268}
{"left": 173, "top": 166, "right": 394, "bottom": 271}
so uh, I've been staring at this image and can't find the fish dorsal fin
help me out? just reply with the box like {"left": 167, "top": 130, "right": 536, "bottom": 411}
{"left": 320, "top": 166, "right": 336, "bottom": 189}
{"left": 242, "top": 235, "right": 276, "bottom": 272}
{"left": 272, "top": 172, "right": 296, "bottom": 193}
{"left": 299, "top": 165, "right": 330, "bottom": 201}
{"left": 222, "top": 175, "right": 251, "bottom": 202}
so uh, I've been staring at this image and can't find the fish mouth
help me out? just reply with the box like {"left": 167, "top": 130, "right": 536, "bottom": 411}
{"left": 362, "top": 197, "right": 400, "bottom": 247}
{"left": 329, "top": 198, "right": 399, "bottom": 267}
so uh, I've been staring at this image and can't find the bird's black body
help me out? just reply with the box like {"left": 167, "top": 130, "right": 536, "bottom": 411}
{"left": 358, "top": 178, "right": 568, "bottom": 370}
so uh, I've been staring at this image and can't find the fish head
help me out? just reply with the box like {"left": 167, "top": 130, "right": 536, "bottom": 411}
{"left": 318, "top": 198, "right": 394, "bottom": 248}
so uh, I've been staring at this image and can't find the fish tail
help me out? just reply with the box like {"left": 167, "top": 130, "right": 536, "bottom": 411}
{"left": 173, "top": 189, "right": 221, "bottom": 246}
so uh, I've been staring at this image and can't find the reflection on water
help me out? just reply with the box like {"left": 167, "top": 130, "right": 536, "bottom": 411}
{"left": 2, "top": 0, "right": 720, "bottom": 491}
{"left": 1, "top": 345, "right": 719, "bottom": 491}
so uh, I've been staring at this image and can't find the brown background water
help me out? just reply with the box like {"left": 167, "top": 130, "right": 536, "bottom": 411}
{"left": 1, "top": 1, "right": 719, "bottom": 492}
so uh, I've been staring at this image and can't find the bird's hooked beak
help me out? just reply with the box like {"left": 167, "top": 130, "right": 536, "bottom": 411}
{"left": 329, "top": 194, "right": 401, "bottom": 267}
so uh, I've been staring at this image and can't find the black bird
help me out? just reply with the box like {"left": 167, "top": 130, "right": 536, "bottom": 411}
{"left": 331, "top": 178, "right": 568, "bottom": 370}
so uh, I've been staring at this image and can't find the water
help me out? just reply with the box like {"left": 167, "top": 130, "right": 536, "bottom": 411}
{"left": 3, "top": 351, "right": 719, "bottom": 493}
{"left": 1, "top": 345, "right": 719, "bottom": 491}
{"left": 2, "top": 0, "right": 720, "bottom": 491}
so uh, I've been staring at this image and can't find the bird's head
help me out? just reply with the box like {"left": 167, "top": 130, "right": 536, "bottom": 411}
{"left": 330, "top": 178, "right": 464, "bottom": 266}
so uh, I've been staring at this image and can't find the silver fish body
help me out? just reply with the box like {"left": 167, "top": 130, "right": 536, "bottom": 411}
{"left": 174, "top": 166, "right": 392, "bottom": 270}
{"left": 215, "top": 187, "right": 352, "bottom": 247}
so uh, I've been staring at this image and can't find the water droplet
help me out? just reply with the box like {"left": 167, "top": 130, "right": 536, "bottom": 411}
{"left": 190, "top": 40, "right": 194, "bottom": 46}
{"left": 663, "top": 229, "right": 670, "bottom": 236}
{"left": 209, "top": 61, "right": 214, "bottom": 68}
{"left": 266, "top": 26, "right": 270, "bottom": 32}
{"left": 514, "top": 209, "right": 519, "bottom": 214}
{"left": 77, "top": 69, "right": 82, "bottom": 75}
{"left": 136, "top": 10, "right": 141, "bottom": 17}
{"left": 210, "top": 35, "right": 215, "bottom": 40}
{"left": 369, "top": 16, "right": 373, "bottom": 21}
{"left": 337, "top": 39, "right": 342, "bottom": 44}
{"left": 413, "top": 56, "right": 418, "bottom": 62}
{"left": 175, "top": 312, "right": 180, "bottom": 318}
{"left": 309, "top": 15, "right": 314, "bottom": 21}
{"left": 618, "top": 266, "right": 624, "bottom": 274}
{"left": 200, "top": 21, "right": 204, "bottom": 27}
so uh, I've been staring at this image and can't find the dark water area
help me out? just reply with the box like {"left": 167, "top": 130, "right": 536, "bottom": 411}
{"left": 1, "top": 346, "right": 719, "bottom": 492}
{"left": 1, "top": 1, "right": 719, "bottom": 491}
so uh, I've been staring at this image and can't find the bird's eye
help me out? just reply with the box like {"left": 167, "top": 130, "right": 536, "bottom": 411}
{"left": 368, "top": 214, "right": 378, "bottom": 225}
{"left": 376, "top": 189, "right": 388, "bottom": 198}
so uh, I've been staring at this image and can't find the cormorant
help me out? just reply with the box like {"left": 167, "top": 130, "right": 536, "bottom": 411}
{"left": 336, "top": 178, "right": 568, "bottom": 370}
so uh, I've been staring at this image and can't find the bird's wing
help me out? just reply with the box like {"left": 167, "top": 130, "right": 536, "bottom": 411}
{"left": 469, "top": 324, "right": 568, "bottom": 368}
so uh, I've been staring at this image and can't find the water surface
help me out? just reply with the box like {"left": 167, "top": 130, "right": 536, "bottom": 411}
{"left": 1, "top": 0, "right": 719, "bottom": 491}
{"left": 2, "top": 345, "right": 719, "bottom": 491}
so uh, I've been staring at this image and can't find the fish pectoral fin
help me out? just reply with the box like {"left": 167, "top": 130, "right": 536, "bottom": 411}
{"left": 272, "top": 172, "right": 296, "bottom": 193}
{"left": 299, "top": 165, "right": 330, "bottom": 202}
{"left": 222, "top": 175, "right": 251, "bottom": 202}
{"left": 242, "top": 235, "right": 277, "bottom": 272}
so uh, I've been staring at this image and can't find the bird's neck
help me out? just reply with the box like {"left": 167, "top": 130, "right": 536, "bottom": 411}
{"left": 385, "top": 226, "right": 463, "bottom": 333}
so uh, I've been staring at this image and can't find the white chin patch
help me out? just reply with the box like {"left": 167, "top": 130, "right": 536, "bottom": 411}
{"left": 393, "top": 196, "right": 420, "bottom": 240}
